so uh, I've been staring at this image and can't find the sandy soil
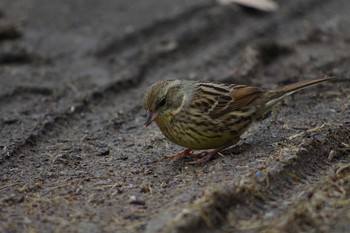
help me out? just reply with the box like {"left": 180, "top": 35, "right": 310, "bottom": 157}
{"left": 1, "top": 0, "right": 349, "bottom": 232}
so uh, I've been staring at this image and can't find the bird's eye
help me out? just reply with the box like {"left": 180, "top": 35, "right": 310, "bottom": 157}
{"left": 158, "top": 98, "right": 166, "bottom": 107}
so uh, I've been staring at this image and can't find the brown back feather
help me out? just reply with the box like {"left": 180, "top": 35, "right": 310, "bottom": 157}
{"left": 208, "top": 85, "right": 264, "bottom": 118}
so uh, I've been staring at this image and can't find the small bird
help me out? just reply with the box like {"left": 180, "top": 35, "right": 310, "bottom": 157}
{"left": 144, "top": 76, "right": 331, "bottom": 163}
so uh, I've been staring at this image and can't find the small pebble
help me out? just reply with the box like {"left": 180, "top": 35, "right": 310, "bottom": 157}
{"left": 255, "top": 171, "right": 262, "bottom": 179}
{"left": 129, "top": 195, "right": 145, "bottom": 205}
{"left": 95, "top": 149, "right": 110, "bottom": 157}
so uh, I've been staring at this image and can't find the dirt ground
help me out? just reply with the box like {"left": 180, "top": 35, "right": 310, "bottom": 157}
{"left": 1, "top": 0, "right": 350, "bottom": 232}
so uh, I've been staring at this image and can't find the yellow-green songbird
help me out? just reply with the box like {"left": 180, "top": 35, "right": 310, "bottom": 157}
{"left": 144, "top": 76, "right": 331, "bottom": 163}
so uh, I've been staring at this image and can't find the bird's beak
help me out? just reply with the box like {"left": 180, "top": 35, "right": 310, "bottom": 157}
{"left": 145, "top": 111, "right": 158, "bottom": 127}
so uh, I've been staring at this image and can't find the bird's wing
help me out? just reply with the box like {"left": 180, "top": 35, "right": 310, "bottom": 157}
{"left": 208, "top": 85, "right": 264, "bottom": 118}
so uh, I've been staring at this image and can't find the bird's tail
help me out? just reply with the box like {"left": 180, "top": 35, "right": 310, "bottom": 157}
{"left": 261, "top": 75, "right": 331, "bottom": 112}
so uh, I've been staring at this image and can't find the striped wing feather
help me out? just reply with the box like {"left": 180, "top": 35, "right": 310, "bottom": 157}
{"left": 208, "top": 85, "right": 264, "bottom": 118}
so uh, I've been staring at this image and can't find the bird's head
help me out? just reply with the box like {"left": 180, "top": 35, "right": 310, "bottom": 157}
{"left": 143, "top": 80, "right": 189, "bottom": 127}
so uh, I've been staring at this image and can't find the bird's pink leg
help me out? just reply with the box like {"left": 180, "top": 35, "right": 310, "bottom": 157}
{"left": 187, "top": 142, "right": 235, "bottom": 164}
{"left": 163, "top": 148, "right": 209, "bottom": 159}
{"left": 164, "top": 142, "right": 235, "bottom": 163}
{"left": 164, "top": 148, "right": 223, "bottom": 163}
{"left": 163, "top": 148, "right": 193, "bottom": 159}
{"left": 186, "top": 149, "right": 221, "bottom": 164}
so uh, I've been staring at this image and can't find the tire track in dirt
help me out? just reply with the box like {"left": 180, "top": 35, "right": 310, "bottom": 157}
{"left": 148, "top": 124, "right": 350, "bottom": 233}
{"left": 94, "top": 2, "right": 216, "bottom": 57}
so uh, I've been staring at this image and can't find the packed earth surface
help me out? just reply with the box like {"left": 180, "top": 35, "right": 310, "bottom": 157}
{"left": 1, "top": 0, "right": 350, "bottom": 232}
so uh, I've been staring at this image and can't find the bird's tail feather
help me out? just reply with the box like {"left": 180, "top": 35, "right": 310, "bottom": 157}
{"left": 262, "top": 75, "right": 331, "bottom": 111}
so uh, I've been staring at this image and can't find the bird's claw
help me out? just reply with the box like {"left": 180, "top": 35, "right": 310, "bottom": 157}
{"left": 163, "top": 149, "right": 219, "bottom": 164}
{"left": 163, "top": 148, "right": 192, "bottom": 159}
{"left": 186, "top": 152, "right": 216, "bottom": 164}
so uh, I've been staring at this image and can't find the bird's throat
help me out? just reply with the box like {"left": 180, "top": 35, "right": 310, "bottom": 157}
{"left": 155, "top": 111, "right": 174, "bottom": 126}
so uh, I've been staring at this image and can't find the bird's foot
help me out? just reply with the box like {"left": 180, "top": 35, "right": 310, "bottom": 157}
{"left": 186, "top": 150, "right": 219, "bottom": 164}
{"left": 163, "top": 148, "right": 211, "bottom": 160}
{"left": 163, "top": 148, "right": 222, "bottom": 164}
{"left": 163, "top": 148, "right": 193, "bottom": 159}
